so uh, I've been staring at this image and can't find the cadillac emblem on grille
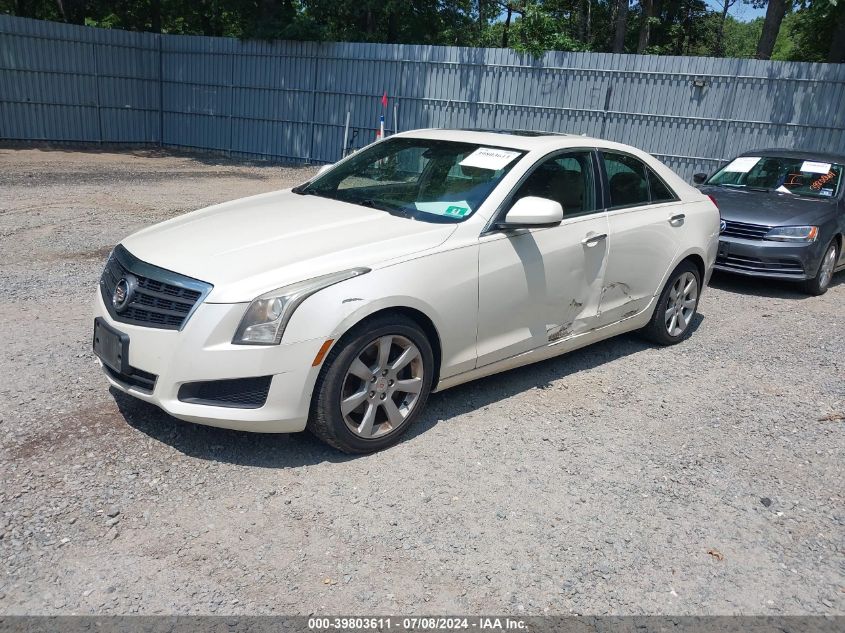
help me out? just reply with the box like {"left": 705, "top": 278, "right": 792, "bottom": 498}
{"left": 112, "top": 275, "right": 136, "bottom": 312}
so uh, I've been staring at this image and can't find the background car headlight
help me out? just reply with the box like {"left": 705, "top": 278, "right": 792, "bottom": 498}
{"left": 764, "top": 225, "right": 818, "bottom": 242}
{"left": 232, "top": 268, "right": 370, "bottom": 345}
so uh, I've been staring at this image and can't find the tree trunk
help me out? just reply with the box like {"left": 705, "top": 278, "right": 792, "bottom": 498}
{"left": 151, "top": 0, "right": 162, "bottom": 33}
{"left": 828, "top": 7, "right": 845, "bottom": 62}
{"left": 637, "top": 0, "right": 653, "bottom": 53}
{"left": 502, "top": 3, "right": 513, "bottom": 48}
{"left": 713, "top": 0, "right": 732, "bottom": 57}
{"left": 579, "top": 0, "right": 592, "bottom": 46}
{"left": 674, "top": 0, "right": 694, "bottom": 55}
{"left": 613, "top": 0, "right": 629, "bottom": 53}
{"left": 15, "top": 0, "right": 33, "bottom": 16}
{"left": 386, "top": 8, "right": 399, "bottom": 43}
{"left": 755, "top": 0, "right": 788, "bottom": 60}
{"left": 365, "top": 8, "right": 375, "bottom": 38}
{"left": 55, "top": 0, "right": 86, "bottom": 24}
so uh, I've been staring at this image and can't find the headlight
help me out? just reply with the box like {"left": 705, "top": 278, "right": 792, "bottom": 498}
{"left": 232, "top": 268, "right": 370, "bottom": 345}
{"left": 764, "top": 225, "right": 818, "bottom": 242}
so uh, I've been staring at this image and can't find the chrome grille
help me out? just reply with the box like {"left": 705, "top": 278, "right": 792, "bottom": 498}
{"left": 100, "top": 245, "right": 212, "bottom": 330}
{"left": 721, "top": 220, "right": 771, "bottom": 240}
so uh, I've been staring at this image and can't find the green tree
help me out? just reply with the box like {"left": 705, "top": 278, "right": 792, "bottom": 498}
{"left": 3, "top": 0, "right": 840, "bottom": 61}
{"left": 784, "top": 0, "right": 845, "bottom": 62}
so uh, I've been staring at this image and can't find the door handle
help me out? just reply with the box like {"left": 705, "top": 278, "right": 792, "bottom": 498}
{"left": 669, "top": 213, "right": 686, "bottom": 225}
{"left": 581, "top": 233, "right": 607, "bottom": 247}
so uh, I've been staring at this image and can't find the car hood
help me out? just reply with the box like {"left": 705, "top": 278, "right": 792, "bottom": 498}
{"left": 121, "top": 190, "right": 457, "bottom": 303}
{"left": 700, "top": 185, "right": 836, "bottom": 226}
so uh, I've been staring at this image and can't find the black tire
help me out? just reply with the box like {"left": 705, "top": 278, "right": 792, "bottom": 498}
{"left": 801, "top": 240, "right": 839, "bottom": 296}
{"left": 307, "top": 313, "right": 434, "bottom": 454}
{"left": 640, "top": 260, "right": 701, "bottom": 346}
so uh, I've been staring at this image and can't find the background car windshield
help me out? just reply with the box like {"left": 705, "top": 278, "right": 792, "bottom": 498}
{"left": 298, "top": 138, "right": 524, "bottom": 222}
{"left": 708, "top": 156, "right": 843, "bottom": 199}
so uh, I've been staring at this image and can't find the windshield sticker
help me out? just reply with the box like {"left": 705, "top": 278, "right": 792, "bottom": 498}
{"left": 723, "top": 156, "right": 761, "bottom": 173}
{"left": 414, "top": 200, "right": 471, "bottom": 217}
{"left": 801, "top": 161, "right": 832, "bottom": 174}
{"left": 460, "top": 148, "right": 521, "bottom": 171}
{"left": 818, "top": 189, "right": 833, "bottom": 197}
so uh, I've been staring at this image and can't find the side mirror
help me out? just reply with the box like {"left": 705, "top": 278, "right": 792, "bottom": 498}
{"left": 693, "top": 172, "right": 708, "bottom": 185}
{"left": 317, "top": 164, "right": 334, "bottom": 176}
{"left": 497, "top": 196, "right": 564, "bottom": 229}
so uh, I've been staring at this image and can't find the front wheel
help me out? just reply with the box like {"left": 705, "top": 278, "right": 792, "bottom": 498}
{"left": 641, "top": 261, "right": 701, "bottom": 346}
{"left": 308, "top": 314, "right": 434, "bottom": 454}
{"left": 802, "top": 240, "right": 839, "bottom": 296}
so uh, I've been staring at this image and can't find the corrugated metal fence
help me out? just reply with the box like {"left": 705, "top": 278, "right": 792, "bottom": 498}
{"left": 2, "top": 14, "right": 845, "bottom": 178}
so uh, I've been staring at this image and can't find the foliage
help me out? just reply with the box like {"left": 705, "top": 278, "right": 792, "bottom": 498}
{"left": 0, "top": 0, "right": 842, "bottom": 62}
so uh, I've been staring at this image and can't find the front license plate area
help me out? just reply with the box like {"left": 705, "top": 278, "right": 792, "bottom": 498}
{"left": 718, "top": 240, "right": 730, "bottom": 258}
{"left": 93, "top": 317, "right": 129, "bottom": 374}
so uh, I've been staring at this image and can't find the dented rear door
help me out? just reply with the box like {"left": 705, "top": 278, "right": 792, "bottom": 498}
{"left": 595, "top": 151, "right": 683, "bottom": 327}
{"left": 596, "top": 201, "right": 682, "bottom": 326}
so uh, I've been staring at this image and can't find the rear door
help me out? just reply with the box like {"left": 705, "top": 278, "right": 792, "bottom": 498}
{"left": 595, "top": 151, "right": 686, "bottom": 327}
{"left": 475, "top": 150, "right": 609, "bottom": 367}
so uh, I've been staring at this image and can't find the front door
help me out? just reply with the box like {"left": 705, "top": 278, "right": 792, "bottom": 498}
{"left": 476, "top": 150, "right": 609, "bottom": 368}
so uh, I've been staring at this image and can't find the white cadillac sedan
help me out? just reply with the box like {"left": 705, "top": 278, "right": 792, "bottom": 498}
{"left": 93, "top": 129, "right": 719, "bottom": 453}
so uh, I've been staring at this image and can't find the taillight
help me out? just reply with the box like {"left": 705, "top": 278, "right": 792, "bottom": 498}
{"left": 707, "top": 194, "right": 718, "bottom": 209}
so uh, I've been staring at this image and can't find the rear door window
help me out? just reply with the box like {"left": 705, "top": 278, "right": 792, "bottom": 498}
{"left": 602, "top": 152, "right": 650, "bottom": 208}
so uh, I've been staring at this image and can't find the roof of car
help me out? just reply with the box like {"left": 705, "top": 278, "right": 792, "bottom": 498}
{"left": 393, "top": 128, "right": 603, "bottom": 152}
{"left": 456, "top": 128, "right": 573, "bottom": 137}
{"left": 740, "top": 148, "right": 845, "bottom": 164}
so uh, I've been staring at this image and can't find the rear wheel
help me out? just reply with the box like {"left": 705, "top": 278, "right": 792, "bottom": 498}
{"left": 308, "top": 314, "right": 434, "bottom": 454}
{"left": 641, "top": 260, "right": 701, "bottom": 346}
{"left": 802, "top": 240, "right": 838, "bottom": 296}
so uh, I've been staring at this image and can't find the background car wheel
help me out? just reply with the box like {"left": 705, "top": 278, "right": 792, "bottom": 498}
{"left": 641, "top": 260, "right": 701, "bottom": 346}
{"left": 308, "top": 313, "right": 434, "bottom": 454}
{"left": 802, "top": 240, "right": 839, "bottom": 296}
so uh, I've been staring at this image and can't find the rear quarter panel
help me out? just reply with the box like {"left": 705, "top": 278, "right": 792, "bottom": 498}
{"left": 670, "top": 197, "right": 720, "bottom": 289}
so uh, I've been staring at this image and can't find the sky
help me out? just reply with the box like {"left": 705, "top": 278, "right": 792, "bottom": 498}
{"left": 492, "top": 2, "right": 769, "bottom": 25}
{"left": 707, "top": 0, "right": 767, "bottom": 22}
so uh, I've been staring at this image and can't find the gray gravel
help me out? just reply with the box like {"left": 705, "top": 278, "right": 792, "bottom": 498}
{"left": 0, "top": 146, "right": 843, "bottom": 616}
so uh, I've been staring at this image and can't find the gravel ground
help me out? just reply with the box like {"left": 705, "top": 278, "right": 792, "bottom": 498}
{"left": 0, "top": 146, "right": 843, "bottom": 616}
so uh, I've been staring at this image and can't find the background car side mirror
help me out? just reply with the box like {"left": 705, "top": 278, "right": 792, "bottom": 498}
{"left": 496, "top": 196, "right": 564, "bottom": 229}
{"left": 693, "top": 172, "right": 708, "bottom": 185}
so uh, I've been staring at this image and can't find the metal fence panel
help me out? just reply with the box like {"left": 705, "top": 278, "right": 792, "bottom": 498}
{"left": 2, "top": 14, "right": 845, "bottom": 178}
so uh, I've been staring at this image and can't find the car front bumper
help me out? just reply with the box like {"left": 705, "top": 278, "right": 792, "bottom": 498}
{"left": 93, "top": 291, "right": 326, "bottom": 433}
{"left": 714, "top": 236, "right": 822, "bottom": 281}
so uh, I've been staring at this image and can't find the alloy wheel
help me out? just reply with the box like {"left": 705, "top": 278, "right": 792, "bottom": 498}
{"left": 818, "top": 244, "right": 837, "bottom": 290}
{"left": 340, "top": 335, "right": 424, "bottom": 439}
{"left": 664, "top": 271, "right": 698, "bottom": 337}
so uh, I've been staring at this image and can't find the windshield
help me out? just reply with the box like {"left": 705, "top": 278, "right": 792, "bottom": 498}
{"left": 708, "top": 155, "right": 843, "bottom": 199}
{"left": 295, "top": 138, "right": 525, "bottom": 222}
